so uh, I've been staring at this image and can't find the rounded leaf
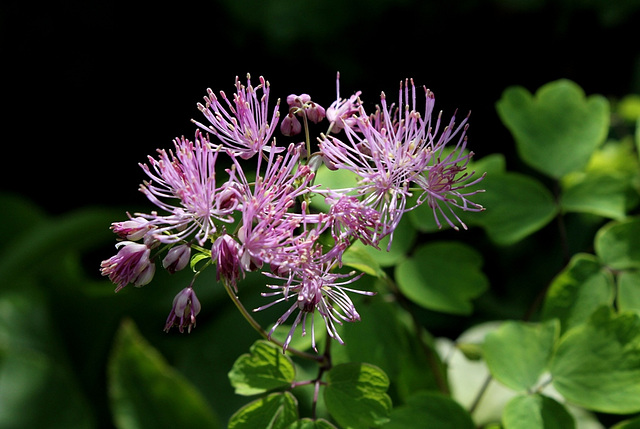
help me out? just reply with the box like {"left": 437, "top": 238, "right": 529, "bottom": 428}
{"left": 541, "top": 253, "right": 614, "bottom": 334}
{"left": 496, "top": 79, "right": 609, "bottom": 179}
{"left": 382, "top": 392, "right": 474, "bottom": 429}
{"left": 483, "top": 320, "right": 559, "bottom": 392}
{"left": 228, "top": 340, "right": 296, "bottom": 396}
{"left": 395, "top": 241, "right": 488, "bottom": 315}
{"left": 550, "top": 307, "right": 640, "bottom": 413}
{"left": 108, "top": 319, "right": 220, "bottom": 429}
{"left": 228, "top": 392, "right": 298, "bottom": 429}
{"left": 595, "top": 217, "right": 640, "bottom": 270}
{"left": 324, "top": 362, "right": 392, "bottom": 429}
{"left": 502, "top": 394, "right": 575, "bottom": 429}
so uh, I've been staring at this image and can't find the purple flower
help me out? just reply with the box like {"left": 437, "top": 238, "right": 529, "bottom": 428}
{"left": 326, "top": 72, "right": 362, "bottom": 133}
{"left": 138, "top": 131, "right": 239, "bottom": 245}
{"left": 162, "top": 244, "right": 191, "bottom": 274}
{"left": 110, "top": 214, "right": 155, "bottom": 241}
{"left": 230, "top": 143, "right": 318, "bottom": 272}
{"left": 255, "top": 250, "right": 374, "bottom": 352}
{"left": 320, "top": 78, "right": 484, "bottom": 241}
{"left": 414, "top": 120, "right": 486, "bottom": 230}
{"left": 100, "top": 241, "right": 155, "bottom": 292}
{"left": 211, "top": 233, "right": 243, "bottom": 290}
{"left": 193, "top": 74, "right": 281, "bottom": 160}
{"left": 164, "top": 287, "right": 201, "bottom": 333}
{"left": 324, "top": 192, "right": 383, "bottom": 248}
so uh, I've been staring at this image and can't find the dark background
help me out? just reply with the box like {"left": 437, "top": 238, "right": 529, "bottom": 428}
{"left": 2, "top": 0, "right": 639, "bottom": 215}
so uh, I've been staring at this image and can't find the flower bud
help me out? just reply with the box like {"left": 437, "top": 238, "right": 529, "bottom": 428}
{"left": 164, "top": 287, "right": 201, "bottom": 333}
{"left": 280, "top": 112, "right": 302, "bottom": 136}
{"left": 162, "top": 244, "right": 191, "bottom": 274}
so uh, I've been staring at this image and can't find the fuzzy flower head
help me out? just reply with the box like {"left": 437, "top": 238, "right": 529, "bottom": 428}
{"left": 255, "top": 252, "right": 374, "bottom": 352}
{"left": 193, "top": 74, "right": 281, "bottom": 159}
{"left": 320, "top": 78, "right": 484, "bottom": 241}
{"left": 138, "top": 130, "right": 239, "bottom": 245}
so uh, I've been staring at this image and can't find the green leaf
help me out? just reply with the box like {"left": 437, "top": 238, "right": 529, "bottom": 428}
{"left": 496, "top": 79, "right": 609, "bottom": 179}
{"left": 309, "top": 164, "right": 360, "bottom": 213}
{"left": 349, "top": 215, "right": 416, "bottom": 267}
{"left": 228, "top": 340, "right": 296, "bottom": 396}
{"left": 340, "top": 244, "right": 385, "bottom": 277}
{"left": 595, "top": 217, "right": 640, "bottom": 270}
{"left": 287, "top": 418, "right": 337, "bottom": 429}
{"left": 464, "top": 171, "right": 558, "bottom": 246}
{"left": 381, "top": 392, "right": 474, "bottom": 429}
{"left": 0, "top": 287, "right": 95, "bottom": 429}
{"left": 560, "top": 172, "right": 636, "bottom": 220}
{"left": 618, "top": 271, "right": 640, "bottom": 313}
{"left": 228, "top": 392, "right": 298, "bottom": 429}
{"left": 550, "top": 307, "right": 640, "bottom": 413}
{"left": 483, "top": 320, "right": 558, "bottom": 391}
{"left": 395, "top": 241, "right": 488, "bottom": 315}
{"left": 0, "top": 206, "right": 125, "bottom": 286}
{"left": 324, "top": 362, "right": 392, "bottom": 429}
{"left": 612, "top": 416, "right": 640, "bottom": 429}
{"left": 502, "top": 394, "right": 575, "bottom": 429}
{"left": 108, "top": 319, "right": 220, "bottom": 429}
{"left": 540, "top": 253, "right": 615, "bottom": 333}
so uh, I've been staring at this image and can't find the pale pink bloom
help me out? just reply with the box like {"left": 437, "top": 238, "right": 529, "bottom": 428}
{"left": 193, "top": 74, "right": 281, "bottom": 159}
{"left": 164, "top": 287, "right": 201, "bottom": 333}
{"left": 325, "top": 72, "right": 362, "bottom": 133}
{"left": 162, "top": 244, "right": 191, "bottom": 274}
{"left": 100, "top": 241, "right": 155, "bottom": 292}
{"left": 211, "top": 233, "right": 243, "bottom": 291}
{"left": 138, "top": 131, "right": 239, "bottom": 245}
{"left": 255, "top": 248, "right": 373, "bottom": 352}
{"left": 110, "top": 215, "right": 154, "bottom": 241}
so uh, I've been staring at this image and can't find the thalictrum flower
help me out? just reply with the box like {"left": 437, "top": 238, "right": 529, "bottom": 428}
{"left": 193, "top": 74, "right": 281, "bottom": 160}
{"left": 164, "top": 287, "right": 201, "bottom": 333}
{"left": 162, "top": 244, "right": 191, "bottom": 274}
{"left": 255, "top": 248, "right": 374, "bottom": 352}
{"left": 100, "top": 241, "right": 155, "bottom": 292}
{"left": 326, "top": 72, "right": 362, "bottom": 133}
{"left": 211, "top": 233, "right": 244, "bottom": 291}
{"left": 138, "top": 130, "right": 239, "bottom": 245}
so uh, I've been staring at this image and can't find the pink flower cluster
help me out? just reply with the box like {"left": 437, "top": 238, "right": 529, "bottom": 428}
{"left": 100, "top": 73, "right": 484, "bottom": 350}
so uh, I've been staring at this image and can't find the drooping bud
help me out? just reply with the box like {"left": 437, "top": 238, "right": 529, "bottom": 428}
{"left": 164, "top": 287, "right": 201, "bottom": 333}
{"left": 162, "top": 244, "right": 191, "bottom": 274}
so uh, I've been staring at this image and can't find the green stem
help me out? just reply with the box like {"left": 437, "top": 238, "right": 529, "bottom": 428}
{"left": 221, "top": 279, "right": 326, "bottom": 364}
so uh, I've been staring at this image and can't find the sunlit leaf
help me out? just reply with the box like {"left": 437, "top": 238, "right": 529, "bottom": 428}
{"left": 483, "top": 320, "right": 558, "bottom": 392}
{"left": 550, "top": 307, "right": 640, "bottom": 413}
{"left": 502, "top": 394, "right": 575, "bottom": 429}
{"left": 541, "top": 253, "right": 614, "bottom": 333}
{"left": 496, "top": 79, "right": 609, "bottom": 179}
{"left": 595, "top": 217, "right": 640, "bottom": 270}
{"left": 324, "top": 363, "right": 392, "bottom": 429}
{"left": 228, "top": 340, "right": 296, "bottom": 396}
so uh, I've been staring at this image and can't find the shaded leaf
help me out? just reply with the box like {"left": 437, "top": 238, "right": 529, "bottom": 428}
{"left": 466, "top": 171, "right": 558, "bottom": 245}
{"left": 287, "top": 418, "right": 337, "bottom": 429}
{"left": 618, "top": 271, "right": 640, "bottom": 313}
{"left": 382, "top": 391, "right": 474, "bottom": 429}
{"left": 395, "top": 241, "right": 488, "bottom": 315}
{"left": 228, "top": 392, "right": 298, "bottom": 429}
{"left": 108, "top": 319, "right": 220, "bottom": 429}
